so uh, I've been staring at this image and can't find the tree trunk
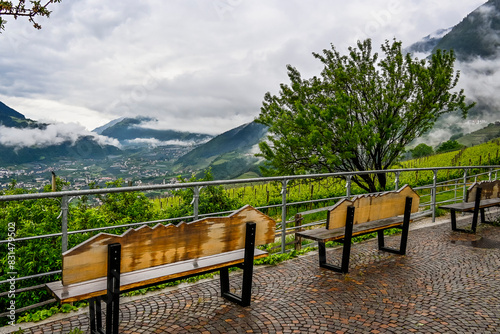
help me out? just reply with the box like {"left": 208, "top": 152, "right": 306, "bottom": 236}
{"left": 352, "top": 174, "right": 377, "bottom": 193}
{"left": 376, "top": 172, "right": 387, "bottom": 191}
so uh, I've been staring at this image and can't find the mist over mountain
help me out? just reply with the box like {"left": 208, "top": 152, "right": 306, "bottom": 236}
{"left": 405, "top": 28, "right": 452, "bottom": 55}
{"left": 0, "top": 102, "right": 121, "bottom": 165}
{"left": 432, "top": 0, "right": 500, "bottom": 61}
{"left": 95, "top": 117, "right": 213, "bottom": 148}
{"left": 407, "top": 0, "right": 500, "bottom": 148}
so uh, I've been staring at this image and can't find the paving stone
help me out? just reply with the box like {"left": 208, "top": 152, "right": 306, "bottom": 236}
{"left": 12, "top": 217, "right": 500, "bottom": 333}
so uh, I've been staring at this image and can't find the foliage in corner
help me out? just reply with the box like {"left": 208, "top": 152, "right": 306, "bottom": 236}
{"left": 0, "top": 0, "right": 62, "bottom": 32}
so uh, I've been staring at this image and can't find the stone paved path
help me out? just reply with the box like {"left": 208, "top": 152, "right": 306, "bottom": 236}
{"left": 5, "top": 217, "right": 500, "bottom": 333}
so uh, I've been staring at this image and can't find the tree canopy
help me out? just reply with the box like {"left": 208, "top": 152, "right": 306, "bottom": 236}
{"left": 436, "top": 140, "right": 464, "bottom": 153}
{"left": 256, "top": 39, "right": 474, "bottom": 192}
{"left": 411, "top": 143, "right": 434, "bottom": 159}
{"left": 0, "top": 0, "right": 61, "bottom": 32}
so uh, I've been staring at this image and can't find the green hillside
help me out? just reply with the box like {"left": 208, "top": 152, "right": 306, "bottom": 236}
{"left": 456, "top": 122, "right": 500, "bottom": 147}
{"left": 433, "top": 0, "right": 500, "bottom": 60}
{"left": 402, "top": 138, "right": 500, "bottom": 169}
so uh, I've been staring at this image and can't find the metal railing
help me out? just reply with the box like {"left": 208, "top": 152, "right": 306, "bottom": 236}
{"left": 0, "top": 165, "right": 499, "bottom": 317}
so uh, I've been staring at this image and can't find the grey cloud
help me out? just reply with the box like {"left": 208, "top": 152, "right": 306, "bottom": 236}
{"left": 0, "top": 123, "right": 120, "bottom": 149}
{"left": 0, "top": 0, "right": 487, "bottom": 136}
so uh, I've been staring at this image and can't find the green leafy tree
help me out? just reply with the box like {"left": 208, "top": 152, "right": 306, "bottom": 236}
{"left": 256, "top": 38, "right": 474, "bottom": 192}
{"left": 411, "top": 143, "right": 434, "bottom": 159}
{"left": 436, "top": 139, "right": 464, "bottom": 153}
{"left": 0, "top": 0, "right": 61, "bottom": 32}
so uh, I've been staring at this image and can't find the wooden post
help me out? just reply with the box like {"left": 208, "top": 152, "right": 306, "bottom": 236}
{"left": 51, "top": 171, "right": 56, "bottom": 192}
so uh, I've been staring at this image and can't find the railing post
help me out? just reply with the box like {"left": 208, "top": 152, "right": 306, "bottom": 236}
{"left": 281, "top": 179, "right": 288, "bottom": 254}
{"left": 394, "top": 172, "right": 400, "bottom": 190}
{"left": 454, "top": 180, "right": 458, "bottom": 203}
{"left": 61, "top": 195, "right": 69, "bottom": 253}
{"left": 432, "top": 169, "right": 437, "bottom": 223}
{"left": 489, "top": 168, "right": 493, "bottom": 181}
{"left": 463, "top": 169, "right": 468, "bottom": 202}
{"left": 345, "top": 175, "right": 352, "bottom": 200}
{"left": 192, "top": 186, "right": 200, "bottom": 221}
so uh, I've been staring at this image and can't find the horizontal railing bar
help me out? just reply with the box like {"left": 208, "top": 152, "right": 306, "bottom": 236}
{"left": 0, "top": 283, "right": 46, "bottom": 297}
{"left": 0, "top": 166, "right": 498, "bottom": 202}
{"left": 0, "top": 270, "right": 61, "bottom": 285}
{"left": 0, "top": 299, "right": 56, "bottom": 316}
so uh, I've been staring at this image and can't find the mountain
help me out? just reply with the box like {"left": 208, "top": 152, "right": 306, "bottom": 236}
{"left": 432, "top": 0, "right": 500, "bottom": 61}
{"left": 405, "top": 28, "right": 452, "bottom": 55}
{"left": 404, "top": 0, "right": 500, "bottom": 146}
{"left": 0, "top": 102, "right": 121, "bottom": 166}
{"left": 0, "top": 136, "right": 121, "bottom": 165}
{"left": 0, "top": 101, "right": 25, "bottom": 119}
{"left": 407, "top": 0, "right": 500, "bottom": 61}
{"left": 0, "top": 101, "right": 42, "bottom": 128}
{"left": 456, "top": 121, "right": 500, "bottom": 146}
{"left": 95, "top": 117, "right": 213, "bottom": 147}
{"left": 175, "top": 121, "right": 268, "bottom": 179}
{"left": 92, "top": 117, "right": 125, "bottom": 135}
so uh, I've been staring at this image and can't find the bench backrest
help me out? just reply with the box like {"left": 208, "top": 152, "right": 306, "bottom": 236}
{"left": 326, "top": 185, "right": 420, "bottom": 229}
{"left": 466, "top": 180, "right": 500, "bottom": 202}
{"left": 62, "top": 205, "right": 276, "bottom": 285}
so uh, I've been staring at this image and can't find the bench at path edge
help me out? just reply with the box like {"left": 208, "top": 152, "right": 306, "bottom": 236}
{"left": 439, "top": 179, "right": 500, "bottom": 233}
{"left": 46, "top": 205, "right": 276, "bottom": 334}
{"left": 296, "top": 185, "right": 420, "bottom": 274}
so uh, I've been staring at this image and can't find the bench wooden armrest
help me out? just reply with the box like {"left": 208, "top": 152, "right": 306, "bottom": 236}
{"left": 46, "top": 248, "right": 268, "bottom": 303}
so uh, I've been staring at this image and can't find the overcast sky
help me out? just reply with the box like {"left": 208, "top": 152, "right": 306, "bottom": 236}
{"left": 0, "top": 0, "right": 488, "bottom": 137}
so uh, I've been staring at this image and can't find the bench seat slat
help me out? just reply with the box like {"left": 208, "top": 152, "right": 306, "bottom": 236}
{"left": 47, "top": 248, "right": 268, "bottom": 303}
{"left": 296, "top": 216, "right": 405, "bottom": 243}
{"left": 439, "top": 198, "right": 500, "bottom": 212}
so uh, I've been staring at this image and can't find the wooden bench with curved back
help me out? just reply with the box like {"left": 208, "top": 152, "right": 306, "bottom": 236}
{"left": 46, "top": 205, "right": 276, "bottom": 334}
{"left": 439, "top": 179, "right": 500, "bottom": 233}
{"left": 297, "top": 185, "right": 420, "bottom": 273}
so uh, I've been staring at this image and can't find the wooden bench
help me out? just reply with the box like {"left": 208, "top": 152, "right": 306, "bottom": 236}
{"left": 46, "top": 205, "right": 276, "bottom": 334}
{"left": 296, "top": 185, "right": 420, "bottom": 273}
{"left": 439, "top": 179, "right": 500, "bottom": 233}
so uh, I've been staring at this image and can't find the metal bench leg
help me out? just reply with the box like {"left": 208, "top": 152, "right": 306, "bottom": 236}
{"left": 471, "top": 188, "right": 482, "bottom": 233}
{"left": 450, "top": 208, "right": 475, "bottom": 233}
{"left": 481, "top": 208, "right": 497, "bottom": 224}
{"left": 450, "top": 209, "right": 459, "bottom": 231}
{"left": 89, "top": 297, "right": 104, "bottom": 334}
{"left": 220, "top": 222, "right": 256, "bottom": 307}
{"left": 378, "top": 196, "right": 412, "bottom": 255}
{"left": 317, "top": 206, "right": 354, "bottom": 274}
{"left": 106, "top": 243, "right": 121, "bottom": 334}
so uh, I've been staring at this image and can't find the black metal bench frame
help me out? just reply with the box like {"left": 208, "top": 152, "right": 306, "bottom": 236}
{"left": 299, "top": 197, "right": 413, "bottom": 274}
{"left": 439, "top": 187, "right": 500, "bottom": 233}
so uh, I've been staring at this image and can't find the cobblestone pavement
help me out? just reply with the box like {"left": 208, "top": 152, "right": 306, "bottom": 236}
{"left": 7, "top": 217, "right": 500, "bottom": 333}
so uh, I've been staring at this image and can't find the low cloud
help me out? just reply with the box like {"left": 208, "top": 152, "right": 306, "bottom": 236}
{"left": 124, "top": 137, "right": 202, "bottom": 147}
{"left": 0, "top": 123, "right": 120, "bottom": 149}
